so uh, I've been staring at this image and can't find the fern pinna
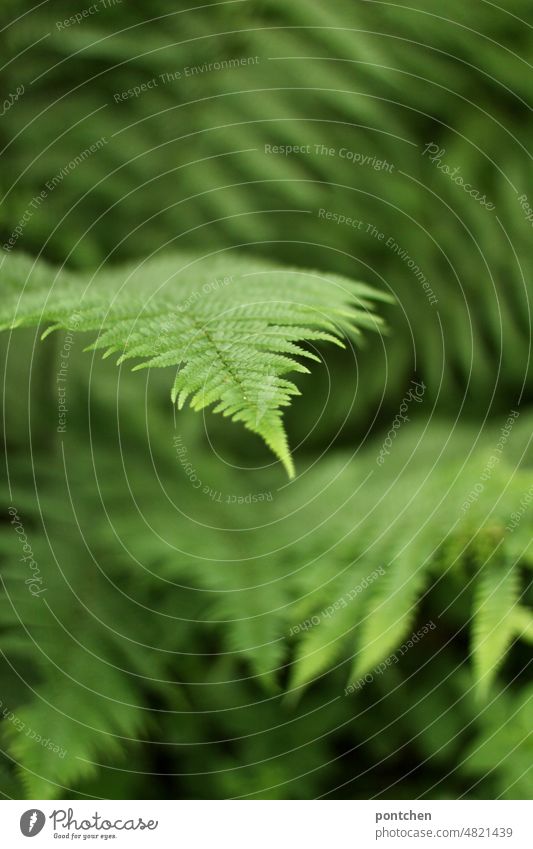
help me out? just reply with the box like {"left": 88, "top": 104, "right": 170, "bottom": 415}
{"left": 0, "top": 249, "right": 387, "bottom": 475}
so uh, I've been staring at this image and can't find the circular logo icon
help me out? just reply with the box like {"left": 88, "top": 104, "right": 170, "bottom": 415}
{"left": 20, "top": 810, "right": 46, "bottom": 837}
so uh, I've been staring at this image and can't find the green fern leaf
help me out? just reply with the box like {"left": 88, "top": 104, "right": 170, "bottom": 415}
{"left": 3, "top": 661, "right": 145, "bottom": 799}
{"left": 462, "top": 686, "right": 533, "bottom": 799}
{"left": 0, "top": 250, "right": 387, "bottom": 475}
{"left": 471, "top": 556, "right": 520, "bottom": 698}
{"left": 352, "top": 553, "right": 427, "bottom": 679}
{"left": 509, "top": 606, "right": 533, "bottom": 644}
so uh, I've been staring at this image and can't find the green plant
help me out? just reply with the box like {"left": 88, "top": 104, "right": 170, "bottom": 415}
{"left": 1, "top": 250, "right": 532, "bottom": 799}
{"left": 1, "top": 249, "right": 386, "bottom": 475}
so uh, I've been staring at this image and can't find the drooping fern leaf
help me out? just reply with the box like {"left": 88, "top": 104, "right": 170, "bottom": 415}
{"left": 471, "top": 555, "right": 520, "bottom": 699}
{"left": 0, "top": 250, "right": 387, "bottom": 475}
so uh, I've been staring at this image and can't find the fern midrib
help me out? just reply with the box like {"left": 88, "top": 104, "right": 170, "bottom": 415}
{"left": 188, "top": 311, "right": 251, "bottom": 406}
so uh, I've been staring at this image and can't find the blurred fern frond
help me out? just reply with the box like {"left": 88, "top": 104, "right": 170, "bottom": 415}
{"left": 1, "top": 410, "right": 531, "bottom": 798}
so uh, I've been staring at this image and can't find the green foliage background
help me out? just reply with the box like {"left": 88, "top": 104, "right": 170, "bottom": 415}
{"left": 0, "top": 0, "right": 532, "bottom": 799}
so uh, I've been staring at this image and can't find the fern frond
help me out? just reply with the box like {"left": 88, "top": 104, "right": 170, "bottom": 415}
{"left": 471, "top": 556, "right": 520, "bottom": 699}
{"left": 0, "top": 250, "right": 387, "bottom": 475}
{"left": 509, "top": 606, "right": 533, "bottom": 644}
{"left": 462, "top": 686, "right": 533, "bottom": 800}
{"left": 283, "top": 417, "right": 532, "bottom": 698}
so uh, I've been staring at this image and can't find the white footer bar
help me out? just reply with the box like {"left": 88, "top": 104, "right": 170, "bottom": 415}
{"left": 2, "top": 799, "right": 531, "bottom": 848}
